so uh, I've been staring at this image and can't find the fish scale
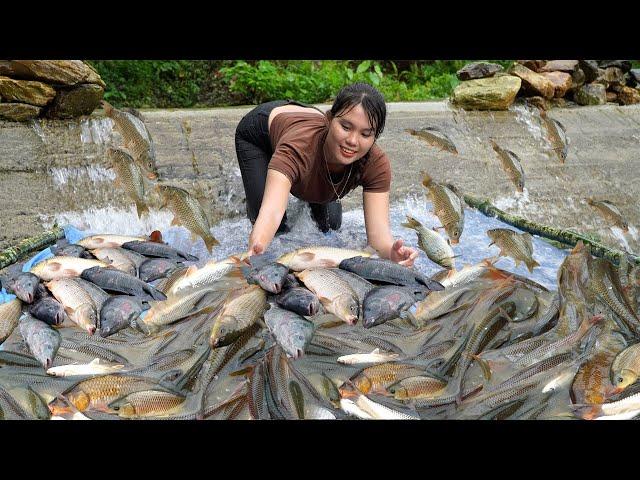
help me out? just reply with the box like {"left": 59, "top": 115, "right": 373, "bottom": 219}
{"left": 490, "top": 140, "right": 525, "bottom": 192}
{"left": 108, "top": 148, "right": 148, "bottom": 219}
{"left": 46, "top": 278, "right": 98, "bottom": 334}
{"left": 31, "top": 257, "right": 108, "bottom": 282}
{"left": 78, "top": 235, "right": 148, "bottom": 250}
{"left": 248, "top": 362, "right": 268, "bottom": 420}
{"left": 612, "top": 344, "right": 640, "bottom": 383}
{"left": 422, "top": 176, "right": 464, "bottom": 244}
{"left": 209, "top": 286, "right": 266, "bottom": 347}
{"left": 390, "top": 376, "right": 447, "bottom": 399}
{"left": 0, "top": 298, "right": 21, "bottom": 342}
{"left": 113, "top": 390, "right": 186, "bottom": 418}
{"left": 348, "top": 363, "right": 426, "bottom": 395}
{"left": 487, "top": 229, "right": 538, "bottom": 273}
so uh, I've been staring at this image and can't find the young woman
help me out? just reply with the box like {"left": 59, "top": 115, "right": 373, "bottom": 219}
{"left": 235, "top": 82, "right": 418, "bottom": 267}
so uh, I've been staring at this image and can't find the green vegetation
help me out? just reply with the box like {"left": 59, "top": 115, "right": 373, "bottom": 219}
{"left": 87, "top": 60, "right": 515, "bottom": 108}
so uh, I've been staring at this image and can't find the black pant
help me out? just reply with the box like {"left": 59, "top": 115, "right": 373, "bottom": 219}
{"left": 234, "top": 100, "right": 342, "bottom": 233}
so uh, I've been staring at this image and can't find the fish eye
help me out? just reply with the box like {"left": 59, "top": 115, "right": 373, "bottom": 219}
{"left": 617, "top": 376, "right": 624, "bottom": 384}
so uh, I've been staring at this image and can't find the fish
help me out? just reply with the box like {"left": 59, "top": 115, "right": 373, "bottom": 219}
{"left": 155, "top": 266, "right": 190, "bottom": 294}
{"left": 264, "top": 303, "right": 315, "bottom": 359}
{"left": 275, "top": 287, "right": 321, "bottom": 317}
{"left": 102, "top": 100, "right": 158, "bottom": 180}
{"left": 433, "top": 258, "right": 506, "bottom": 290}
{"left": 539, "top": 110, "right": 569, "bottom": 162}
{"left": 362, "top": 285, "right": 426, "bottom": 328}
{"left": 487, "top": 228, "right": 540, "bottom": 273}
{"left": 320, "top": 372, "right": 341, "bottom": 406}
{"left": 351, "top": 393, "right": 419, "bottom": 420}
{"left": 288, "top": 381, "right": 305, "bottom": 419}
{"left": 51, "top": 244, "right": 94, "bottom": 259}
{"left": 209, "top": 285, "right": 267, "bottom": 347}
{"left": 421, "top": 172, "right": 465, "bottom": 244}
{"left": 573, "top": 391, "right": 640, "bottom": 420}
{"left": 169, "top": 256, "right": 243, "bottom": 295}
{"left": 73, "top": 277, "right": 111, "bottom": 317}
{"left": 155, "top": 184, "right": 219, "bottom": 253}
{"left": 46, "top": 358, "right": 126, "bottom": 377}
{"left": 341, "top": 363, "right": 427, "bottom": 397}
{"left": 138, "top": 258, "right": 180, "bottom": 283}
{"left": 328, "top": 268, "right": 374, "bottom": 306}
{"left": 109, "top": 390, "right": 186, "bottom": 418}
{"left": 138, "top": 286, "right": 223, "bottom": 335}
{"left": 387, "top": 375, "right": 448, "bottom": 400}
{"left": 278, "top": 246, "right": 373, "bottom": 272}
{"left": 0, "top": 298, "right": 22, "bottom": 343}
{"left": 121, "top": 240, "right": 199, "bottom": 262}
{"left": 107, "top": 147, "right": 149, "bottom": 218}
{"left": 28, "top": 296, "right": 69, "bottom": 326}
{"left": 80, "top": 266, "right": 166, "bottom": 301}
{"left": 337, "top": 348, "right": 400, "bottom": 365}
{"left": 295, "top": 268, "right": 360, "bottom": 325}
{"left": 90, "top": 247, "right": 138, "bottom": 276}
{"left": 0, "top": 351, "right": 41, "bottom": 368}
{"left": 30, "top": 256, "right": 108, "bottom": 281}
{"left": 19, "top": 313, "right": 61, "bottom": 369}
{"left": 409, "top": 284, "right": 478, "bottom": 325}
{"left": 402, "top": 215, "right": 456, "bottom": 269}
{"left": 338, "top": 256, "right": 444, "bottom": 291}
{"left": 489, "top": 139, "right": 525, "bottom": 193}
{"left": 609, "top": 343, "right": 640, "bottom": 395}
{"left": 99, "top": 296, "right": 144, "bottom": 337}
{"left": 45, "top": 278, "right": 98, "bottom": 334}
{"left": 245, "top": 262, "right": 290, "bottom": 294}
{"left": 77, "top": 234, "right": 148, "bottom": 250}
{"left": 586, "top": 198, "right": 628, "bottom": 232}
{"left": 406, "top": 127, "right": 458, "bottom": 154}
{"left": 8, "top": 272, "right": 40, "bottom": 303}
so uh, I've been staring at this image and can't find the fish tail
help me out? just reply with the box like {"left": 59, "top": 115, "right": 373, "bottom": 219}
{"left": 204, "top": 235, "right": 220, "bottom": 253}
{"left": 101, "top": 99, "right": 114, "bottom": 116}
{"left": 421, "top": 171, "right": 433, "bottom": 188}
{"left": 135, "top": 200, "right": 149, "bottom": 219}
{"left": 570, "top": 403, "right": 603, "bottom": 420}
{"left": 525, "top": 258, "right": 540, "bottom": 273}
{"left": 586, "top": 198, "right": 595, "bottom": 206}
{"left": 401, "top": 215, "right": 421, "bottom": 230}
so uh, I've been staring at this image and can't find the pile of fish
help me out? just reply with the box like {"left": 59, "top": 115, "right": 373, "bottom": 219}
{"left": 1, "top": 221, "right": 640, "bottom": 420}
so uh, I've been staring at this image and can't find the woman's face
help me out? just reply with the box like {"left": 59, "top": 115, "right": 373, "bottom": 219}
{"left": 325, "top": 103, "right": 376, "bottom": 168}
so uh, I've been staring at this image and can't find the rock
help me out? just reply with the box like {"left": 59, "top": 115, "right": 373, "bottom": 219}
{"left": 540, "top": 71, "right": 572, "bottom": 98}
{"left": 573, "top": 83, "right": 607, "bottom": 106}
{"left": 451, "top": 75, "right": 521, "bottom": 110}
{"left": 7, "top": 61, "right": 106, "bottom": 88}
{"left": 630, "top": 69, "right": 640, "bottom": 86}
{"left": 616, "top": 86, "right": 640, "bottom": 105}
{"left": 509, "top": 63, "right": 555, "bottom": 99}
{"left": 569, "top": 68, "right": 586, "bottom": 92}
{"left": 606, "top": 91, "right": 618, "bottom": 103}
{"left": 603, "top": 67, "right": 626, "bottom": 87}
{"left": 539, "top": 60, "right": 579, "bottom": 73}
{"left": 0, "top": 103, "right": 41, "bottom": 121}
{"left": 598, "top": 60, "right": 632, "bottom": 72}
{"left": 456, "top": 62, "right": 504, "bottom": 80}
{"left": 524, "top": 96, "right": 549, "bottom": 111}
{"left": 516, "top": 60, "right": 545, "bottom": 72}
{"left": 579, "top": 60, "right": 600, "bottom": 82}
{"left": 0, "top": 77, "right": 56, "bottom": 106}
{"left": 549, "top": 97, "right": 569, "bottom": 108}
{"left": 45, "top": 84, "right": 104, "bottom": 119}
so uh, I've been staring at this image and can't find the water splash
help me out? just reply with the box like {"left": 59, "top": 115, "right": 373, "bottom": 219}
{"left": 610, "top": 226, "right": 637, "bottom": 254}
{"left": 80, "top": 118, "right": 114, "bottom": 145}
{"left": 43, "top": 196, "right": 568, "bottom": 291}
{"left": 30, "top": 120, "right": 47, "bottom": 145}
{"left": 49, "top": 166, "right": 116, "bottom": 187}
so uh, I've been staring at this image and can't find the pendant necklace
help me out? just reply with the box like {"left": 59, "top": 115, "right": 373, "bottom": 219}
{"left": 323, "top": 144, "right": 353, "bottom": 204}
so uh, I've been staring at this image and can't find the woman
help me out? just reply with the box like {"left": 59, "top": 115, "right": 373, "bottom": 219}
{"left": 235, "top": 82, "right": 419, "bottom": 266}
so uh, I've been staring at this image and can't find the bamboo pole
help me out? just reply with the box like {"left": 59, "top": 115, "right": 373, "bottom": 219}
{"left": 462, "top": 193, "right": 640, "bottom": 266}
{"left": 0, "top": 225, "right": 64, "bottom": 271}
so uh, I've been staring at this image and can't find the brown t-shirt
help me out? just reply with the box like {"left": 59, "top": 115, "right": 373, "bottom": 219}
{"left": 268, "top": 111, "right": 391, "bottom": 204}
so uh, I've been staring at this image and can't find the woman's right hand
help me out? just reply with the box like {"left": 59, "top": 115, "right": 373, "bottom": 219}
{"left": 247, "top": 240, "right": 265, "bottom": 257}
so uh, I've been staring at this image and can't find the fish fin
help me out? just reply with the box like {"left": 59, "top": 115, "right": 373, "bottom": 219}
{"left": 47, "top": 261, "right": 62, "bottom": 271}
{"left": 297, "top": 252, "right": 316, "bottom": 262}
{"left": 185, "top": 265, "right": 199, "bottom": 277}
{"left": 570, "top": 403, "right": 603, "bottom": 420}
{"left": 135, "top": 200, "right": 149, "bottom": 219}
{"left": 229, "top": 366, "right": 255, "bottom": 377}
{"left": 525, "top": 258, "right": 540, "bottom": 273}
{"left": 204, "top": 235, "right": 219, "bottom": 253}
{"left": 421, "top": 171, "right": 433, "bottom": 188}
{"left": 63, "top": 269, "right": 78, "bottom": 276}
{"left": 521, "top": 233, "right": 534, "bottom": 250}
{"left": 171, "top": 216, "right": 181, "bottom": 226}
{"left": 149, "top": 230, "right": 163, "bottom": 243}
{"left": 471, "top": 355, "right": 492, "bottom": 381}
{"left": 434, "top": 225, "right": 445, "bottom": 231}
{"left": 363, "top": 245, "right": 377, "bottom": 256}
{"left": 370, "top": 348, "right": 381, "bottom": 355}
{"left": 401, "top": 216, "right": 421, "bottom": 230}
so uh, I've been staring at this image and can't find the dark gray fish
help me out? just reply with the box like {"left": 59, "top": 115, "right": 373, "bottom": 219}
{"left": 80, "top": 266, "right": 166, "bottom": 301}
{"left": 139, "top": 258, "right": 180, "bottom": 282}
{"left": 9, "top": 273, "right": 40, "bottom": 303}
{"left": 51, "top": 244, "right": 94, "bottom": 259}
{"left": 19, "top": 313, "right": 61, "bottom": 369}
{"left": 244, "top": 262, "right": 290, "bottom": 294}
{"left": 264, "top": 303, "right": 315, "bottom": 359}
{"left": 28, "top": 297, "right": 69, "bottom": 326}
{"left": 339, "top": 256, "right": 445, "bottom": 291}
{"left": 362, "top": 285, "right": 426, "bottom": 328}
{"left": 282, "top": 274, "right": 300, "bottom": 290}
{"left": 99, "top": 296, "right": 144, "bottom": 338}
{"left": 121, "top": 240, "right": 199, "bottom": 262}
{"left": 276, "top": 287, "right": 321, "bottom": 317}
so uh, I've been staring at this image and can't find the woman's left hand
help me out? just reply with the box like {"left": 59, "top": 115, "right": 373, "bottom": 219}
{"left": 389, "top": 239, "right": 419, "bottom": 267}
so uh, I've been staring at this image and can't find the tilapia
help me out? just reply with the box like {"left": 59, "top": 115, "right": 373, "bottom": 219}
{"left": 339, "top": 256, "right": 444, "bottom": 291}
{"left": 51, "top": 244, "right": 93, "bottom": 258}
{"left": 295, "top": 268, "right": 360, "bottom": 325}
{"left": 121, "top": 240, "right": 199, "bottom": 262}
{"left": 8, "top": 272, "right": 40, "bottom": 303}
{"left": 110, "top": 390, "right": 186, "bottom": 418}
{"left": 28, "top": 297, "right": 68, "bottom": 326}
{"left": 209, "top": 285, "right": 267, "bottom": 347}
{"left": 100, "top": 296, "right": 144, "bottom": 337}
{"left": 19, "top": 313, "right": 61, "bottom": 369}
{"left": 245, "top": 262, "right": 290, "bottom": 294}
{"left": 421, "top": 172, "right": 465, "bottom": 244}
{"left": 362, "top": 285, "right": 425, "bottom": 328}
{"left": 78, "top": 234, "right": 148, "bottom": 250}
{"left": 406, "top": 127, "right": 458, "bottom": 154}
{"left": 489, "top": 139, "right": 525, "bottom": 193}
{"left": 610, "top": 343, "right": 640, "bottom": 394}
{"left": 0, "top": 298, "right": 22, "bottom": 343}
{"left": 30, "top": 256, "right": 108, "bottom": 281}
{"left": 155, "top": 184, "right": 219, "bottom": 253}
{"left": 278, "top": 246, "right": 372, "bottom": 272}
{"left": 586, "top": 199, "right": 628, "bottom": 232}
{"left": 107, "top": 147, "right": 149, "bottom": 218}
{"left": 46, "top": 358, "right": 126, "bottom": 377}
{"left": 138, "top": 258, "right": 180, "bottom": 283}
{"left": 487, "top": 228, "right": 540, "bottom": 273}
{"left": 402, "top": 215, "right": 456, "bottom": 269}
{"left": 80, "top": 266, "right": 166, "bottom": 301}
{"left": 90, "top": 247, "right": 137, "bottom": 276}
{"left": 46, "top": 278, "right": 98, "bottom": 334}
{"left": 275, "top": 287, "right": 321, "bottom": 317}
{"left": 264, "top": 303, "right": 315, "bottom": 359}
{"left": 102, "top": 100, "right": 158, "bottom": 180}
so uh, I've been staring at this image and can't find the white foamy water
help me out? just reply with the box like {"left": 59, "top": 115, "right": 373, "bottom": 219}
{"left": 611, "top": 226, "right": 637, "bottom": 254}
{"left": 31, "top": 120, "right": 47, "bottom": 144}
{"left": 49, "top": 166, "right": 116, "bottom": 187}
{"left": 43, "top": 196, "right": 568, "bottom": 291}
{"left": 80, "top": 118, "right": 114, "bottom": 144}
{"left": 511, "top": 104, "right": 547, "bottom": 144}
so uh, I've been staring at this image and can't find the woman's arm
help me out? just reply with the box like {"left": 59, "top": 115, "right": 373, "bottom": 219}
{"left": 363, "top": 191, "right": 419, "bottom": 267}
{"left": 247, "top": 169, "right": 292, "bottom": 256}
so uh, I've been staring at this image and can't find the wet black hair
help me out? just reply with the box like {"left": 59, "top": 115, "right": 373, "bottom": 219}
{"left": 330, "top": 82, "right": 387, "bottom": 139}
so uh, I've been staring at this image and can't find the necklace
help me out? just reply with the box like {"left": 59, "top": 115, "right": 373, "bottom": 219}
{"left": 323, "top": 142, "right": 353, "bottom": 204}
